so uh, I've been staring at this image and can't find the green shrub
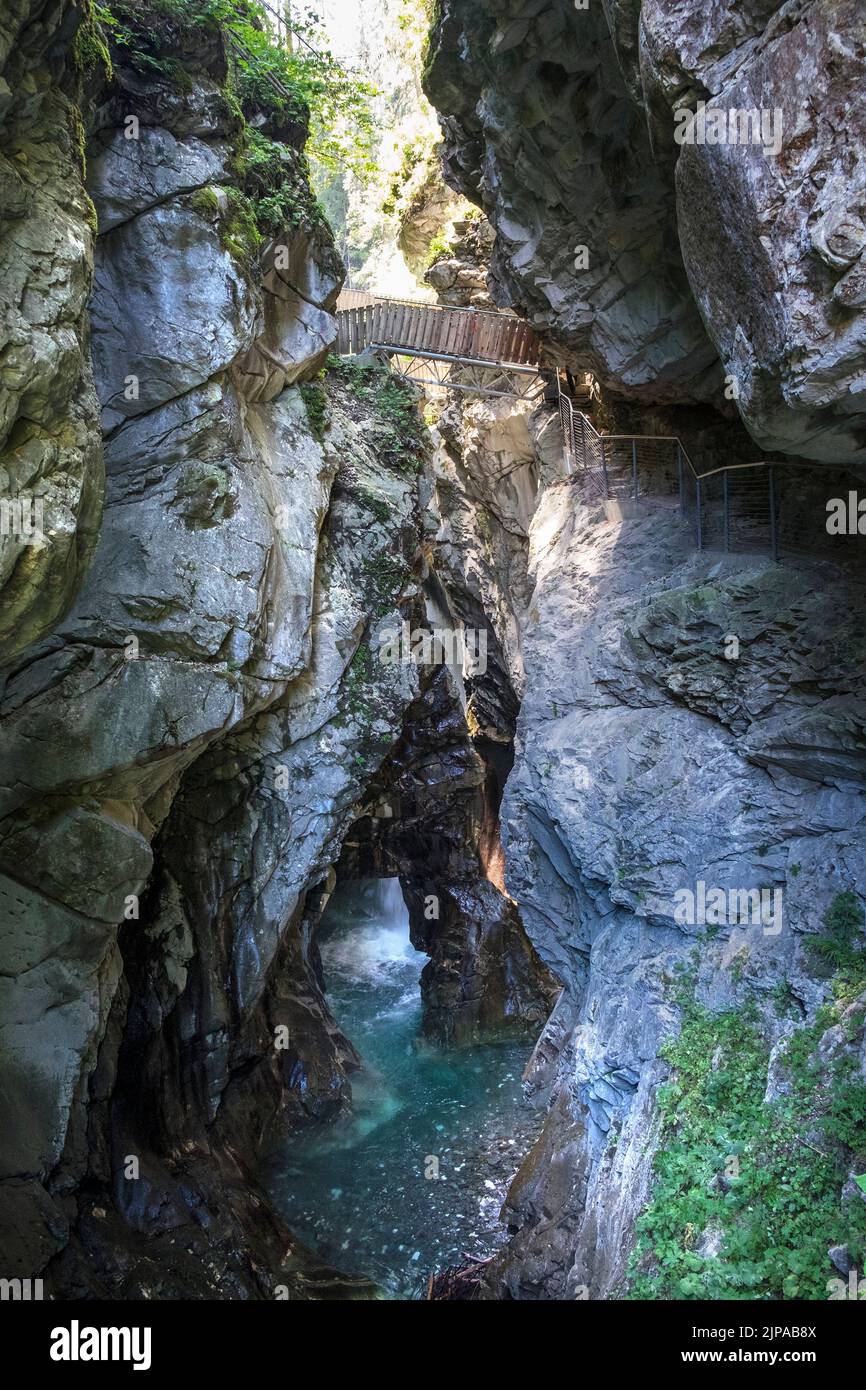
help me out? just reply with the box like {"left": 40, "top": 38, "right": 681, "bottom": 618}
{"left": 628, "top": 970, "right": 866, "bottom": 1300}
{"left": 331, "top": 360, "right": 425, "bottom": 476}
{"left": 92, "top": 1, "right": 376, "bottom": 178}
{"left": 807, "top": 891, "right": 866, "bottom": 981}
{"left": 73, "top": 1, "right": 115, "bottom": 78}
{"left": 426, "top": 230, "right": 450, "bottom": 266}
{"left": 299, "top": 383, "right": 328, "bottom": 443}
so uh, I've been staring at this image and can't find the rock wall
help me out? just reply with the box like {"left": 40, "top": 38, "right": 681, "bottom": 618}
{"left": 423, "top": 0, "right": 723, "bottom": 405}
{"left": 433, "top": 455, "right": 866, "bottom": 1298}
{"left": 385, "top": 182, "right": 561, "bottom": 1047}
{"left": 0, "top": 2, "right": 560, "bottom": 1296}
{"left": 337, "top": 665, "right": 559, "bottom": 1046}
{"left": 0, "top": 4, "right": 423, "bottom": 1295}
{"left": 426, "top": 212, "right": 496, "bottom": 308}
{"left": 424, "top": 0, "right": 866, "bottom": 463}
{"left": 45, "top": 364, "right": 432, "bottom": 1298}
{"left": 419, "top": 0, "right": 866, "bottom": 1299}
{"left": 0, "top": 0, "right": 104, "bottom": 666}
{"left": 415, "top": 13, "right": 866, "bottom": 1279}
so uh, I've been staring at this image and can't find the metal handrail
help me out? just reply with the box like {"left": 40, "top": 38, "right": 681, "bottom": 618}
{"left": 334, "top": 296, "right": 842, "bottom": 565}
{"left": 564, "top": 393, "right": 734, "bottom": 484}
{"left": 357, "top": 344, "right": 541, "bottom": 375}
{"left": 557, "top": 392, "right": 814, "bottom": 561}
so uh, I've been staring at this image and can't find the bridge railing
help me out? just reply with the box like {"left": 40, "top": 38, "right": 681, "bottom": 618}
{"left": 336, "top": 293, "right": 540, "bottom": 367}
{"left": 560, "top": 393, "right": 798, "bottom": 559}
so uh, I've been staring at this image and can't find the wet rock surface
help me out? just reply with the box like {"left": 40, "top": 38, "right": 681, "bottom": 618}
{"left": 0, "top": 10, "right": 433, "bottom": 1297}
{"left": 339, "top": 666, "right": 558, "bottom": 1046}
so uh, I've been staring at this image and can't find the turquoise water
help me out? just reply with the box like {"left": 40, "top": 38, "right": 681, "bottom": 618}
{"left": 265, "top": 878, "right": 537, "bottom": 1298}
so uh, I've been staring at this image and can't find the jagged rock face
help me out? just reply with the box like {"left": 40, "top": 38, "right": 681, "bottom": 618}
{"left": 397, "top": 157, "right": 462, "bottom": 280}
{"left": 121, "top": 376, "right": 428, "bottom": 1159}
{"left": 425, "top": 0, "right": 866, "bottom": 462}
{"left": 0, "top": 10, "right": 434, "bottom": 1296}
{"left": 86, "top": 34, "right": 342, "bottom": 426}
{"left": 338, "top": 666, "right": 558, "bottom": 1045}
{"left": 424, "top": 0, "right": 724, "bottom": 404}
{"left": 641, "top": 0, "right": 866, "bottom": 463}
{"left": 481, "top": 486, "right": 866, "bottom": 1297}
{"left": 0, "top": 4, "right": 562, "bottom": 1295}
{"left": 427, "top": 393, "right": 542, "bottom": 742}
{"left": 426, "top": 213, "right": 496, "bottom": 308}
{"left": 31, "top": 360, "right": 428, "bottom": 1299}
{"left": 0, "top": 0, "right": 103, "bottom": 665}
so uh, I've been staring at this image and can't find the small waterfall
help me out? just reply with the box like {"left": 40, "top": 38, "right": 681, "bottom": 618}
{"left": 265, "top": 874, "right": 538, "bottom": 1296}
{"left": 357, "top": 875, "right": 409, "bottom": 923}
{"left": 319, "top": 877, "right": 418, "bottom": 1011}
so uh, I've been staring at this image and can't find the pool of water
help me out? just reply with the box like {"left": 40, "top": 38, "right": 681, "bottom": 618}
{"left": 264, "top": 877, "right": 539, "bottom": 1298}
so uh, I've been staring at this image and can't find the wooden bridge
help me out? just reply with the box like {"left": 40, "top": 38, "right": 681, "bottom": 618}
{"left": 335, "top": 290, "right": 549, "bottom": 400}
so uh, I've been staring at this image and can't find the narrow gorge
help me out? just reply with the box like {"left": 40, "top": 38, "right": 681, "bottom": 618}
{"left": 1, "top": 0, "right": 865, "bottom": 1326}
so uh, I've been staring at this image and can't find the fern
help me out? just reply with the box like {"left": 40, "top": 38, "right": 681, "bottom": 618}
{"left": 807, "top": 890, "right": 866, "bottom": 976}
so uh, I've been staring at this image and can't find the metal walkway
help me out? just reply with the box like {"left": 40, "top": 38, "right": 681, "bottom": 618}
{"left": 336, "top": 291, "right": 859, "bottom": 563}
{"left": 335, "top": 290, "right": 548, "bottom": 400}
{"left": 558, "top": 395, "right": 861, "bottom": 563}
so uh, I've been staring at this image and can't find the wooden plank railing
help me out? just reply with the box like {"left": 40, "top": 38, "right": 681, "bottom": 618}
{"left": 335, "top": 291, "right": 541, "bottom": 368}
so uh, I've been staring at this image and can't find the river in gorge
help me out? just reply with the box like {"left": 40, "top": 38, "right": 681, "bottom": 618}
{"left": 264, "top": 877, "right": 541, "bottom": 1298}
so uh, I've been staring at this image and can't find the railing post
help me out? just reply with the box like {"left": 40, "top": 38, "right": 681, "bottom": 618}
{"left": 677, "top": 445, "right": 684, "bottom": 516}
{"left": 696, "top": 476, "right": 703, "bottom": 550}
{"left": 601, "top": 437, "right": 610, "bottom": 499}
{"left": 560, "top": 399, "right": 572, "bottom": 476}
{"left": 632, "top": 440, "right": 638, "bottom": 502}
{"left": 768, "top": 466, "right": 778, "bottom": 562}
{"left": 723, "top": 469, "right": 730, "bottom": 552}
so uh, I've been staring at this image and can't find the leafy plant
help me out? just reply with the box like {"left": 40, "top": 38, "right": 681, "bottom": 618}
{"left": 330, "top": 359, "right": 425, "bottom": 476}
{"left": 426, "top": 229, "right": 450, "bottom": 266}
{"left": 807, "top": 891, "right": 866, "bottom": 979}
{"left": 73, "top": 1, "right": 115, "bottom": 78}
{"left": 381, "top": 137, "right": 426, "bottom": 217}
{"left": 343, "top": 641, "right": 374, "bottom": 724}
{"left": 628, "top": 968, "right": 866, "bottom": 1301}
{"left": 94, "top": 0, "right": 377, "bottom": 179}
{"left": 299, "top": 382, "right": 328, "bottom": 442}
